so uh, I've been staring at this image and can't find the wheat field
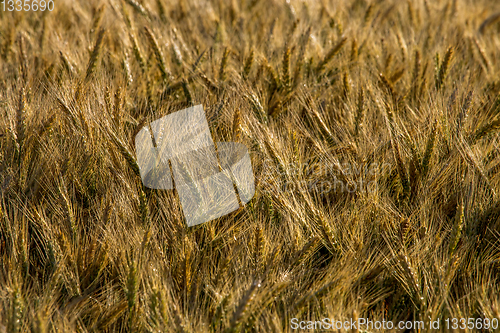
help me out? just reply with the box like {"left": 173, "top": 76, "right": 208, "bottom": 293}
{"left": 1, "top": 0, "right": 500, "bottom": 332}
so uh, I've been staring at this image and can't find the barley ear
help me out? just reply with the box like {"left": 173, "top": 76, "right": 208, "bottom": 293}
{"left": 396, "top": 254, "right": 421, "bottom": 300}
{"left": 449, "top": 200, "right": 464, "bottom": 256}
{"left": 265, "top": 60, "right": 279, "bottom": 93}
{"left": 102, "top": 87, "right": 111, "bottom": 118}
{"left": 219, "top": 47, "right": 230, "bottom": 82}
{"left": 342, "top": 71, "right": 350, "bottom": 98}
{"left": 85, "top": 28, "right": 106, "bottom": 82}
{"left": 129, "top": 32, "right": 146, "bottom": 72}
{"left": 411, "top": 50, "right": 421, "bottom": 99}
{"left": 225, "top": 281, "right": 260, "bottom": 332}
{"left": 379, "top": 73, "right": 397, "bottom": 104}
{"left": 399, "top": 218, "right": 410, "bottom": 244}
{"left": 316, "top": 36, "right": 347, "bottom": 72}
{"left": 254, "top": 226, "right": 265, "bottom": 274}
{"left": 363, "top": 3, "right": 374, "bottom": 26}
{"left": 8, "top": 287, "right": 24, "bottom": 333}
{"left": 245, "top": 93, "right": 267, "bottom": 124}
{"left": 354, "top": 87, "right": 364, "bottom": 137}
{"left": 456, "top": 91, "right": 473, "bottom": 134}
{"left": 110, "top": 131, "right": 141, "bottom": 177}
{"left": 472, "top": 38, "right": 491, "bottom": 71}
{"left": 181, "top": 79, "right": 193, "bottom": 105}
{"left": 243, "top": 49, "right": 254, "bottom": 80}
{"left": 123, "top": 50, "right": 133, "bottom": 86}
{"left": 470, "top": 118, "right": 500, "bottom": 144}
{"left": 144, "top": 27, "right": 170, "bottom": 82}
{"left": 138, "top": 189, "right": 149, "bottom": 226}
{"left": 292, "top": 130, "right": 300, "bottom": 164}
{"left": 232, "top": 108, "right": 242, "bottom": 141}
{"left": 113, "top": 87, "right": 123, "bottom": 128}
{"left": 91, "top": 4, "right": 105, "bottom": 34}
{"left": 350, "top": 38, "right": 358, "bottom": 62}
{"left": 393, "top": 136, "right": 410, "bottom": 199}
{"left": 125, "top": 258, "right": 138, "bottom": 329}
{"left": 59, "top": 51, "right": 75, "bottom": 76}
{"left": 18, "top": 34, "right": 28, "bottom": 82}
{"left": 421, "top": 120, "right": 437, "bottom": 177}
{"left": 282, "top": 46, "right": 291, "bottom": 90}
{"left": 435, "top": 46, "right": 453, "bottom": 91}
{"left": 16, "top": 86, "right": 26, "bottom": 150}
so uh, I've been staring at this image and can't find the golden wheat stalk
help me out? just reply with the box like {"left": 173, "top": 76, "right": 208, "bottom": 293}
{"left": 58, "top": 177, "right": 77, "bottom": 244}
{"left": 226, "top": 281, "right": 260, "bottom": 332}
{"left": 354, "top": 87, "right": 364, "bottom": 136}
{"left": 292, "top": 280, "right": 336, "bottom": 317}
{"left": 144, "top": 27, "right": 170, "bottom": 82}
{"left": 243, "top": 49, "right": 254, "bottom": 80}
{"left": 254, "top": 225, "right": 265, "bottom": 274}
{"left": 59, "top": 51, "right": 75, "bottom": 76}
{"left": 421, "top": 120, "right": 437, "bottom": 176}
{"left": 399, "top": 218, "right": 410, "bottom": 244}
{"left": 138, "top": 189, "right": 149, "bottom": 225}
{"left": 411, "top": 50, "right": 421, "bottom": 99}
{"left": 316, "top": 36, "right": 347, "bottom": 73}
{"left": 435, "top": 46, "right": 453, "bottom": 91}
{"left": 219, "top": 47, "right": 230, "bottom": 82}
{"left": 18, "top": 34, "right": 28, "bottom": 82}
{"left": 363, "top": 3, "right": 374, "bottom": 25}
{"left": 392, "top": 135, "right": 410, "bottom": 198}
{"left": 91, "top": 4, "right": 105, "bottom": 34}
{"left": 122, "top": 50, "right": 133, "bottom": 86}
{"left": 472, "top": 37, "right": 491, "bottom": 71}
{"left": 456, "top": 90, "right": 473, "bottom": 134}
{"left": 113, "top": 86, "right": 123, "bottom": 127}
{"left": 125, "top": 259, "right": 138, "bottom": 329}
{"left": 470, "top": 118, "right": 500, "bottom": 144}
{"left": 245, "top": 92, "right": 267, "bottom": 124}
{"left": 85, "top": 28, "right": 106, "bottom": 82}
{"left": 232, "top": 108, "right": 242, "bottom": 141}
{"left": 109, "top": 130, "right": 141, "bottom": 177}
{"left": 379, "top": 72, "right": 397, "bottom": 103}
{"left": 7, "top": 288, "right": 24, "bottom": 333}
{"left": 282, "top": 46, "right": 291, "bottom": 90}
{"left": 396, "top": 254, "right": 421, "bottom": 301}
{"left": 292, "top": 130, "right": 300, "bottom": 165}
{"left": 128, "top": 31, "right": 146, "bottom": 72}
{"left": 181, "top": 79, "right": 193, "bottom": 105}
{"left": 390, "top": 68, "right": 405, "bottom": 83}
{"left": 16, "top": 86, "right": 26, "bottom": 149}
{"left": 449, "top": 200, "right": 464, "bottom": 256}
{"left": 96, "top": 302, "right": 128, "bottom": 331}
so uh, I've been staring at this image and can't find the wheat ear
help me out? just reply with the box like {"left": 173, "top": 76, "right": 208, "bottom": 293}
{"left": 144, "top": 27, "right": 170, "bottom": 82}
{"left": 316, "top": 36, "right": 347, "bottom": 72}
{"left": 435, "top": 46, "right": 453, "bottom": 91}
{"left": 85, "top": 28, "right": 106, "bottom": 82}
